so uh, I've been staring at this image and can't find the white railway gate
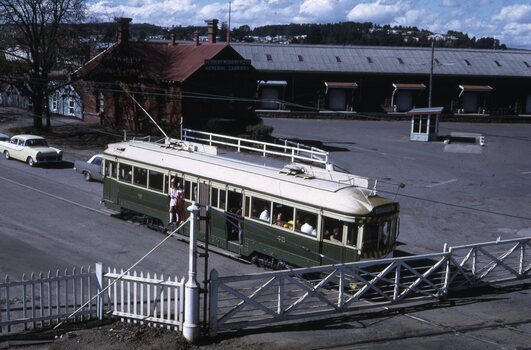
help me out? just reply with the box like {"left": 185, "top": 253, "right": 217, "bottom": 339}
{"left": 207, "top": 237, "right": 531, "bottom": 335}
{"left": 1, "top": 237, "right": 530, "bottom": 337}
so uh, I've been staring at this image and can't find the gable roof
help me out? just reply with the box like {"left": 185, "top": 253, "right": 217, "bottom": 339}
{"left": 74, "top": 42, "right": 236, "bottom": 83}
{"left": 232, "top": 43, "right": 531, "bottom": 78}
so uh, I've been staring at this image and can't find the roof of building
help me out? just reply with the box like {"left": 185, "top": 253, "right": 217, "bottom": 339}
{"left": 231, "top": 43, "right": 531, "bottom": 78}
{"left": 74, "top": 41, "right": 238, "bottom": 82}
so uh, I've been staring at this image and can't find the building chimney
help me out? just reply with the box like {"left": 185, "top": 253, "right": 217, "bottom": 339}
{"left": 170, "top": 33, "right": 176, "bottom": 46}
{"left": 204, "top": 19, "right": 218, "bottom": 44}
{"left": 194, "top": 31, "right": 200, "bottom": 46}
{"left": 115, "top": 17, "right": 132, "bottom": 43}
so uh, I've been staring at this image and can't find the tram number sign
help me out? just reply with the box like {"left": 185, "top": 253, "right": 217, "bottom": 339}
{"left": 276, "top": 235, "right": 286, "bottom": 243}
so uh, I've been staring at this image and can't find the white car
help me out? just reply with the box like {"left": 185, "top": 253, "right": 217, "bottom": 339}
{"left": 0, "top": 134, "right": 63, "bottom": 167}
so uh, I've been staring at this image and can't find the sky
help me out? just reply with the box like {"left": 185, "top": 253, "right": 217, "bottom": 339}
{"left": 87, "top": 0, "right": 531, "bottom": 49}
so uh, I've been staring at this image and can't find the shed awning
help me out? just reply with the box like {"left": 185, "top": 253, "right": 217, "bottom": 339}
{"left": 325, "top": 82, "right": 358, "bottom": 89}
{"left": 392, "top": 83, "right": 426, "bottom": 90}
{"left": 458, "top": 85, "right": 493, "bottom": 92}
{"left": 407, "top": 107, "right": 444, "bottom": 115}
{"left": 258, "top": 80, "right": 288, "bottom": 87}
{"left": 458, "top": 85, "right": 493, "bottom": 97}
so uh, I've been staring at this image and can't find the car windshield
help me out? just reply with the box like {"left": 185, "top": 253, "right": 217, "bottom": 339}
{"left": 26, "top": 139, "right": 48, "bottom": 147}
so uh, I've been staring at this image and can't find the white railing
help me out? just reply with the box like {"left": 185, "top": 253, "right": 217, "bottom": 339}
{"left": 182, "top": 128, "right": 330, "bottom": 166}
{"left": 0, "top": 267, "right": 97, "bottom": 333}
{"left": 446, "top": 237, "right": 531, "bottom": 289}
{"left": 103, "top": 267, "right": 185, "bottom": 330}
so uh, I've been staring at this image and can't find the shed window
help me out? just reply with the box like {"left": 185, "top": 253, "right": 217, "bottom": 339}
{"left": 397, "top": 57, "right": 404, "bottom": 64}
{"left": 335, "top": 56, "right": 341, "bottom": 63}
{"left": 494, "top": 60, "right": 501, "bottom": 67}
{"left": 298, "top": 55, "right": 304, "bottom": 62}
{"left": 434, "top": 58, "right": 440, "bottom": 65}
{"left": 266, "top": 54, "right": 272, "bottom": 61}
{"left": 52, "top": 96, "right": 58, "bottom": 111}
{"left": 464, "top": 59, "right": 471, "bottom": 66}
{"left": 524, "top": 61, "right": 530, "bottom": 68}
{"left": 367, "top": 57, "right": 373, "bottom": 63}
{"left": 68, "top": 97, "right": 75, "bottom": 115}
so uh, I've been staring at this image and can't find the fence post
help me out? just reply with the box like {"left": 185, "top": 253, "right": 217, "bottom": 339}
{"left": 441, "top": 244, "right": 451, "bottom": 299}
{"left": 208, "top": 269, "right": 219, "bottom": 337}
{"left": 183, "top": 202, "right": 200, "bottom": 343}
{"left": 95, "top": 262, "right": 103, "bottom": 320}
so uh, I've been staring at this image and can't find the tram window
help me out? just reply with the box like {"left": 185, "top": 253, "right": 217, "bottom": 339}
{"left": 219, "top": 190, "right": 226, "bottom": 210}
{"left": 105, "top": 160, "right": 117, "bottom": 178}
{"left": 227, "top": 190, "right": 242, "bottom": 214}
{"left": 363, "top": 223, "right": 379, "bottom": 251}
{"left": 295, "top": 209, "right": 317, "bottom": 236}
{"left": 169, "top": 176, "right": 183, "bottom": 194}
{"left": 184, "top": 180, "right": 191, "bottom": 200}
{"left": 273, "top": 203, "right": 294, "bottom": 230}
{"left": 119, "top": 164, "right": 132, "bottom": 183}
{"left": 323, "top": 217, "right": 344, "bottom": 243}
{"left": 381, "top": 221, "right": 393, "bottom": 247}
{"left": 148, "top": 170, "right": 164, "bottom": 192}
{"left": 211, "top": 188, "right": 219, "bottom": 208}
{"left": 244, "top": 196, "right": 250, "bottom": 217}
{"left": 133, "top": 167, "right": 148, "bottom": 187}
{"left": 192, "top": 183, "right": 198, "bottom": 202}
{"left": 346, "top": 224, "right": 359, "bottom": 248}
{"left": 251, "top": 197, "right": 271, "bottom": 223}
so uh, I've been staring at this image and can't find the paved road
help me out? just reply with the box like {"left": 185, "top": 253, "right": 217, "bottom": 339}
{"left": 1, "top": 116, "right": 530, "bottom": 349}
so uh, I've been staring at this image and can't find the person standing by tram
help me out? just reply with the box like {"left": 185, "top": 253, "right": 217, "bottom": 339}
{"left": 169, "top": 179, "right": 185, "bottom": 225}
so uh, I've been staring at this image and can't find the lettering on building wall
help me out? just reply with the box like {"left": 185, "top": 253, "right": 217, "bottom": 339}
{"left": 204, "top": 59, "right": 252, "bottom": 71}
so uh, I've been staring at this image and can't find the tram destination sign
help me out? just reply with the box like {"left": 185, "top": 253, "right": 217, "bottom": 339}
{"left": 204, "top": 59, "right": 251, "bottom": 71}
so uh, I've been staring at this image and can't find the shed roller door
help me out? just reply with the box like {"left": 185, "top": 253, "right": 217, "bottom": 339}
{"left": 525, "top": 95, "right": 531, "bottom": 114}
{"left": 261, "top": 88, "right": 280, "bottom": 109}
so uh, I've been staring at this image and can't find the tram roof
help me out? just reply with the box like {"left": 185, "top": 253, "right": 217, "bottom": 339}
{"left": 104, "top": 140, "right": 396, "bottom": 216}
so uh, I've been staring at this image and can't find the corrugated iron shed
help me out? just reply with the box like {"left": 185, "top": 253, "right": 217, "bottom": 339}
{"left": 232, "top": 43, "right": 531, "bottom": 78}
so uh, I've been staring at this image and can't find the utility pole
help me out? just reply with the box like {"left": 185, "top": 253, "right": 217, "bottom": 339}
{"left": 428, "top": 39, "right": 435, "bottom": 108}
{"left": 227, "top": 1, "right": 231, "bottom": 43}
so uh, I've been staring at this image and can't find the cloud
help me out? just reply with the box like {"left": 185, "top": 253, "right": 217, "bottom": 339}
{"left": 347, "top": 0, "right": 410, "bottom": 24}
{"left": 442, "top": 0, "right": 458, "bottom": 6}
{"left": 492, "top": 4, "right": 531, "bottom": 23}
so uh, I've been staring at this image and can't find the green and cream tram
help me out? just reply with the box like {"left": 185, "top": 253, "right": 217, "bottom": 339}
{"left": 101, "top": 138, "right": 399, "bottom": 267}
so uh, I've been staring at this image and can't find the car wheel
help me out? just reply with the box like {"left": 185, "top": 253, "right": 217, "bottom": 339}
{"left": 4, "top": 151, "right": 10, "bottom": 160}
{"left": 27, "top": 157, "right": 35, "bottom": 167}
{"left": 84, "top": 171, "right": 92, "bottom": 182}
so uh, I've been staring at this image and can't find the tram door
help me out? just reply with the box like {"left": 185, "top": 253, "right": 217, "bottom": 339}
{"left": 225, "top": 188, "right": 244, "bottom": 243}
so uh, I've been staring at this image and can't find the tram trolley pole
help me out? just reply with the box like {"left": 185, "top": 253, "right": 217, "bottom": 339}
{"left": 183, "top": 202, "right": 200, "bottom": 343}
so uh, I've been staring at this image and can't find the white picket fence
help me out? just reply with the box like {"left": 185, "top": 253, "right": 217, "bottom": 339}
{"left": 103, "top": 267, "right": 185, "bottom": 330}
{"left": 0, "top": 267, "right": 96, "bottom": 333}
{"left": 0, "top": 264, "right": 185, "bottom": 334}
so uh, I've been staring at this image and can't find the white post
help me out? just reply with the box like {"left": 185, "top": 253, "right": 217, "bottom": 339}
{"left": 183, "top": 202, "right": 200, "bottom": 343}
{"left": 95, "top": 262, "right": 103, "bottom": 320}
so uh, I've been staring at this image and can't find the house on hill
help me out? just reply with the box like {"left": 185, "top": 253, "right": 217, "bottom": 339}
{"left": 73, "top": 18, "right": 256, "bottom": 135}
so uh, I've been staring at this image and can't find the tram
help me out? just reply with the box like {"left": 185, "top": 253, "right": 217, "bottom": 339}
{"left": 101, "top": 133, "right": 400, "bottom": 267}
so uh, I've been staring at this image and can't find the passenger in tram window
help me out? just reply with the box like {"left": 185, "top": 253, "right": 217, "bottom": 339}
{"left": 330, "top": 228, "right": 342, "bottom": 243}
{"left": 275, "top": 212, "right": 284, "bottom": 227}
{"left": 259, "top": 207, "right": 270, "bottom": 222}
{"left": 301, "top": 218, "right": 316, "bottom": 236}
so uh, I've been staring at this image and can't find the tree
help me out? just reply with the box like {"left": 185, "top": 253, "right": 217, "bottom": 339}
{"left": 0, "top": 0, "right": 86, "bottom": 129}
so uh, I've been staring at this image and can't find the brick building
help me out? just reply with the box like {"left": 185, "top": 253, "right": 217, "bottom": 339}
{"left": 73, "top": 18, "right": 256, "bottom": 136}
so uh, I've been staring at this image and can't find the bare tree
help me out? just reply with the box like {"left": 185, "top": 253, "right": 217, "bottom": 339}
{"left": 0, "top": 0, "right": 86, "bottom": 129}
